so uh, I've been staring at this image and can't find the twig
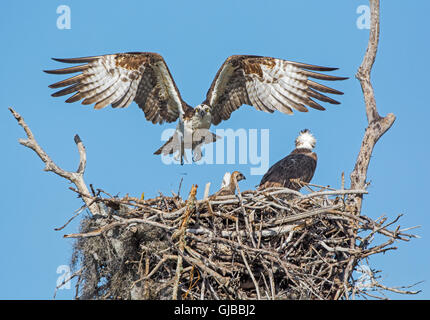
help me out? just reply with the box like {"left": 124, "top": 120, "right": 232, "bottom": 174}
{"left": 172, "top": 184, "right": 198, "bottom": 300}
{"left": 53, "top": 268, "right": 82, "bottom": 299}
{"left": 235, "top": 215, "right": 261, "bottom": 299}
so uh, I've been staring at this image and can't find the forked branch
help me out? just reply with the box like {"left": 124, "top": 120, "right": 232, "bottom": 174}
{"left": 9, "top": 107, "right": 101, "bottom": 215}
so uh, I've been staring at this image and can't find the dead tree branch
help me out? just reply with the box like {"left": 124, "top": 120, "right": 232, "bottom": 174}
{"left": 9, "top": 107, "right": 101, "bottom": 215}
{"left": 349, "top": 0, "right": 396, "bottom": 212}
{"left": 336, "top": 0, "right": 401, "bottom": 300}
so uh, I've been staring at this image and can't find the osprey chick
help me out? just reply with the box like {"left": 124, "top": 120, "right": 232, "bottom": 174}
{"left": 259, "top": 129, "right": 317, "bottom": 191}
{"left": 212, "top": 171, "right": 246, "bottom": 197}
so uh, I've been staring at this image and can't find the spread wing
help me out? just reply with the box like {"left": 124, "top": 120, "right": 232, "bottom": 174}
{"left": 205, "top": 55, "right": 348, "bottom": 125}
{"left": 44, "top": 52, "right": 190, "bottom": 124}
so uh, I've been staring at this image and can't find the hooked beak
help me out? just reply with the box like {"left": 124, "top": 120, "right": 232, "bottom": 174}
{"left": 199, "top": 110, "right": 206, "bottom": 117}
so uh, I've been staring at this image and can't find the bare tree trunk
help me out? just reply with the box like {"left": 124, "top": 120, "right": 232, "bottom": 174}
{"left": 332, "top": 0, "right": 398, "bottom": 300}
{"left": 349, "top": 0, "right": 396, "bottom": 214}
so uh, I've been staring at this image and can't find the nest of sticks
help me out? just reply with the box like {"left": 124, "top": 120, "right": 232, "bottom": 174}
{"left": 64, "top": 183, "right": 418, "bottom": 300}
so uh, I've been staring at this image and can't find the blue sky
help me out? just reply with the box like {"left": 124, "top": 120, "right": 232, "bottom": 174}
{"left": 1, "top": 1, "right": 428, "bottom": 299}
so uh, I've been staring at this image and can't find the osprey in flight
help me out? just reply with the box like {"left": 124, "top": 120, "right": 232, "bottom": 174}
{"left": 259, "top": 129, "right": 317, "bottom": 191}
{"left": 44, "top": 52, "right": 347, "bottom": 163}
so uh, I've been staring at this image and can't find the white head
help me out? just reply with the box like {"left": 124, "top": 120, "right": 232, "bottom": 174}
{"left": 193, "top": 104, "right": 212, "bottom": 130}
{"left": 194, "top": 104, "right": 211, "bottom": 119}
{"left": 295, "top": 129, "right": 316, "bottom": 150}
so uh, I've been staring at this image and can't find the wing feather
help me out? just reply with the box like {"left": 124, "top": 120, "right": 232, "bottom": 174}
{"left": 52, "top": 56, "right": 103, "bottom": 64}
{"left": 44, "top": 52, "right": 187, "bottom": 124}
{"left": 273, "top": 83, "right": 309, "bottom": 112}
{"left": 205, "top": 55, "right": 347, "bottom": 125}
{"left": 81, "top": 70, "right": 121, "bottom": 105}
{"left": 94, "top": 91, "right": 118, "bottom": 110}
{"left": 48, "top": 74, "right": 86, "bottom": 88}
{"left": 307, "top": 88, "right": 341, "bottom": 104}
{"left": 44, "top": 64, "right": 89, "bottom": 75}
{"left": 300, "top": 69, "right": 348, "bottom": 81}
{"left": 52, "top": 83, "right": 83, "bottom": 97}
{"left": 112, "top": 82, "right": 135, "bottom": 109}
{"left": 272, "top": 85, "right": 307, "bottom": 113}
{"left": 307, "top": 79, "right": 344, "bottom": 94}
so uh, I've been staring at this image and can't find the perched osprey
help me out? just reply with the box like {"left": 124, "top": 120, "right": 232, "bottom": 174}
{"left": 212, "top": 171, "right": 246, "bottom": 197}
{"left": 44, "top": 52, "right": 347, "bottom": 163}
{"left": 259, "top": 129, "right": 317, "bottom": 191}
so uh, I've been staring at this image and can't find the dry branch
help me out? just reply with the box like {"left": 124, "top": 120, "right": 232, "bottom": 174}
{"left": 9, "top": 107, "right": 101, "bottom": 216}
{"left": 349, "top": 0, "right": 396, "bottom": 212}
{"left": 336, "top": 0, "right": 399, "bottom": 299}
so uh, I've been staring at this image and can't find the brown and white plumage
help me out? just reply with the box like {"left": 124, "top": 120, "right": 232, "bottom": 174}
{"left": 211, "top": 171, "right": 246, "bottom": 197}
{"left": 44, "top": 53, "right": 347, "bottom": 162}
{"left": 205, "top": 55, "right": 348, "bottom": 125}
{"left": 44, "top": 52, "right": 191, "bottom": 124}
{"left": 259, "top": 129, "right": 317, "bottom": 191}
